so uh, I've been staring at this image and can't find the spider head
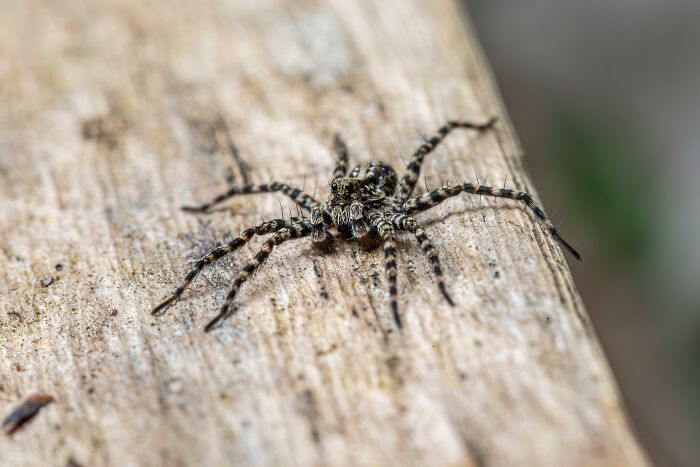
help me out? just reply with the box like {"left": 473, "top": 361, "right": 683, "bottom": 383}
{"left": 330, "top": 177, "right": 385, "bottom": 204}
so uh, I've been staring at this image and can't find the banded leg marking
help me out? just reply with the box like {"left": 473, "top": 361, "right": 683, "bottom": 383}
{"left": 403, "top": 184, "right": 581, "bottom": 260}
{"left": 182, "top": 182, "right": 319, "bottom": 213}
{"left": 332, "top": 134, "right": 350, "bottom": 180}
{"left": 368, "top": 211, "right": 401, "bottom": 328}
{"left": 349, "top": 201, "right": 369, "bottom": 239}
{"left": 151, "top": 218, "right": 302, "bottom": 316}
{"left": 311, "top": 205, "right": 334, "bottom": 243}
{"left": 388, "top": 212, "right": 454, "bottom": 305}
{"left": 397, "top": 118, "right": 496, "bottom": 202}
{"left": 204, "top": 221, "right": 313, "bottom": 332}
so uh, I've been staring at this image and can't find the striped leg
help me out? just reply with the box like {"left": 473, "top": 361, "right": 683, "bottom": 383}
{"left": 182, "top": 182, "right": 320, "bottom": 213}
{"left": 403, "top": 184, "right": 582, "bottom": 260}
{"left": 311, "top": 205, "right": 334, "bottom": 243}
{"left": 204, "top": 220, "right": 313, "bottom": 332}
{"left": 332, "top": 134, "right": 350, "bottom": 180}
{"left": 368, "top": 212, "right": 401, "bottom": 328}
{"left": 349, "top": 201, "right": 369, "bottom": 239}
{"left": 388, "top": 212, "right": 454, "bottom": 305}
{"left": 396, "top": 118, "right": 496, "bottom": 202}
{"left": 151, "top": 218, "right": 303, "bottom": 316}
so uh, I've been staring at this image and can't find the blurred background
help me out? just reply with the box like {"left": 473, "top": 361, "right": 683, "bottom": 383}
{"left": 466, "top": 1, "right": 700, "bottom": 465}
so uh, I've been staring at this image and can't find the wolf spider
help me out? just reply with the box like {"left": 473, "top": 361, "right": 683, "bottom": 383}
{"left": 152, "top": 117, "right": 580, "bottom": 331}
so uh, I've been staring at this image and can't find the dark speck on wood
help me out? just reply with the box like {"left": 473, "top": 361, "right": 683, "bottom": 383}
{"left": 2, "top": 393, "right": 55, "bottom": 436}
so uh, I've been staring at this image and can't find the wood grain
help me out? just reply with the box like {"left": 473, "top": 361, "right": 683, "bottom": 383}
{"left": 0, "top": 0, "right": 648, "bottom": 465}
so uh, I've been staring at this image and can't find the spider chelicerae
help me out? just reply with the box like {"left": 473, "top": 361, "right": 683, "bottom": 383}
{"left": 152, "top": 117, "right": 581, "bottom": 332}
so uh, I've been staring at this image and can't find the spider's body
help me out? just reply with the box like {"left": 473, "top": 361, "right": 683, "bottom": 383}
{"left": 324, "top": 162, "right": 398, "bottom": 239}
{"left": 152, "top": 117, "right": 581, "bottom": 332}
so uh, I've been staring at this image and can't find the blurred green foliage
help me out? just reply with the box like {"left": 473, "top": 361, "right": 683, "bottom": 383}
{"left": 547, "top": 112, "right": 658, "bottom": 271}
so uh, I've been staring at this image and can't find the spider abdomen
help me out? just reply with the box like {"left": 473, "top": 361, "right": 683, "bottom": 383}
{"left": 349, "top": 161, "right": 398, "bottom": 196}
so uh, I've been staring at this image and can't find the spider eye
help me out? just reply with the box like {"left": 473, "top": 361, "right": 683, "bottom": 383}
{"left": 331, "top": 178, "right": 362, "bottom": 197}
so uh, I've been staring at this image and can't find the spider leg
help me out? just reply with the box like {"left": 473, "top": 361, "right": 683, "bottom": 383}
{"left": 151, "top": 217, "right": 304, "bottom": 316}
{"left": 311, "top": 205, "right": 334, "bottom": 243}
{"left": 349, "top": 201, "right": 370, "bottom": 239}
{"left": 204, "top": 220, "right": 313, "bottom": 332}
{"left": 332, "top": 133, "right": 350, "bottom": 180}
{"left": 396, "top": 117, "right": 497, "bottom": 203}
{"left": 403, "top": 183, "right": 582, "bottom": 260}
{"left": 368, "top": 211, "right": 401, "bottom": 328}
{"left": 182, "top": 182, "right": 320, "bottom": 214}
{"left": 388, "top": 212, "right": 454, "bottom": 306}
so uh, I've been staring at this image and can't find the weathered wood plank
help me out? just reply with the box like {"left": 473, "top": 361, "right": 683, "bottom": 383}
{"left": 0, "top": 0, "right": 647, "bottom": 465}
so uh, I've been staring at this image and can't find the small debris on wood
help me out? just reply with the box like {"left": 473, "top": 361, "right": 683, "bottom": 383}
{"left": 81, "top": 113, "right": 126, "bottom": 150}
{"left": 7, "top": 311, "right": 22, "bottom": 324}
{"left": 40, "top": 275, "right": 55, "bottom": 287}
{"left": 66, "top": 457, "right": 83, "bottom": 467}
{"left": 166, "top": 378, "right": 184, "bottom": 394}
{"left": 315, "top": 343, "right": 338, "bottom": 357}
{"left": 65, "top": 456, "right": 84, "bottom": 467}
{"left": 2, "top": 393, "right": 55, "bottom": 436}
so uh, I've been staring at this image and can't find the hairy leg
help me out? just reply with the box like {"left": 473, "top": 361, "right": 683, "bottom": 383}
{"left": 403, "top": 183, "right": 581, "bottom": 260}
{"left": 387, "top": 212, "right": 454, "bottom": 305}
{"left": 368, "top": 211, "right": 401, "bottom": 328}
{"left": 396, "top": 118, "right": 496, "bottom": 202}
{"left": 349, "top": 202, "right": 370, "bottom": 239}
{"left": 204, "top": 220, "right": 313, "bottom": 332}
{"left": 311, "top": 205, "right": 334, "bottom": 243}
{"left": 332, "top": 133, "right": 350, "bottom": 180}
{"left": 151, "top": 217, "right": 303, "bottom": 316}
{"left": 182, "top": 182, "right": 319, "bottom": 213}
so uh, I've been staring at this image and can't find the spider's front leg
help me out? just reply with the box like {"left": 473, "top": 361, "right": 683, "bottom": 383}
{"left": 205, "top": 220, "right": 313, "bottom": 332}
{"left": 403, "top": 183, "right": 582, "bottom": 260}
{"left": 367, "top": 211, "right": 401, "bottom": 328}
{"left": 396, "top": 117, "right": 497, "bottom": 203}
{"left": 388, "top": 212, "right": 454, "bottom": 306}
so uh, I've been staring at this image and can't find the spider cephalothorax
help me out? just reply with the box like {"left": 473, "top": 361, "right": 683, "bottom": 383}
{"left": 323, "top": 163, "right": 398, "bottom": 239}
{"left": 152, "top": 117, "right": 580, "bottom": 332}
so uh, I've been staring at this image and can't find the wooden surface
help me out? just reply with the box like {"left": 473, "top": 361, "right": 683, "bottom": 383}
{"left": 0, "top": 0, "right": 648, "bottom": 466}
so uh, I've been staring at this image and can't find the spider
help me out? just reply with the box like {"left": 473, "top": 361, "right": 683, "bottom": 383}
{"left": 151, "top": 117, "right": 581, "bottom": 332}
